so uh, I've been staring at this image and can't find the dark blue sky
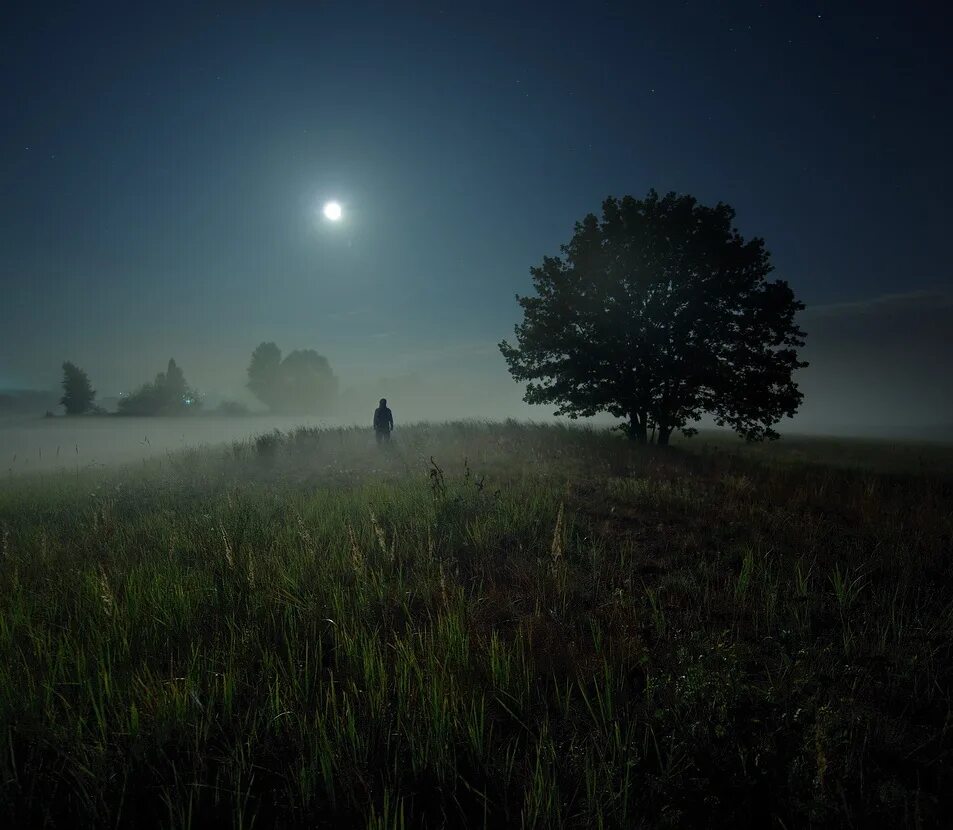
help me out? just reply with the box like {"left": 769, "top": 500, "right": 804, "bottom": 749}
{"left": 2, "top": 1, "right": 950, "bottom": 423}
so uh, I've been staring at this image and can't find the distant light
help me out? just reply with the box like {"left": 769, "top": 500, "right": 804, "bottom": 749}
{"left": 323, "top": 201, "right": 343, "bottom": 221}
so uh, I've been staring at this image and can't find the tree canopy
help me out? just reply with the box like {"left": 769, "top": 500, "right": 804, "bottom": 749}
{"left": 246, "top": 343, "right": 338, "bottom": 414}
{"left": 60, "top": 362, "right": 96, "bottom": 415}
{"left": 500, "top": 190, "right": 807, "bottom": 444}
{"left": 247, "top": 342, "right": 283, "bottom": 410}
{"left": 117, "top": 358, "right": 200, "bottom": 416}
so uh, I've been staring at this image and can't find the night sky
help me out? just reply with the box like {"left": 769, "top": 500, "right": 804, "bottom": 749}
{"left": 2, "top": 1, "right": 951, "bottom": 428}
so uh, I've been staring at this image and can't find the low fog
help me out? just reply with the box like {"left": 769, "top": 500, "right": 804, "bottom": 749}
{"left": 3, "top": 2, "right": 952, "bottom": 473}
{"left": 794, "top": 290, "right": 953, "bottom": 437}
{"left": 3, "top": 286, "right": 951, "bottom": 474}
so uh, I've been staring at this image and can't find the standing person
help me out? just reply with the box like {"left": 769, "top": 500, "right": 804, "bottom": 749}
{"left": 373, "top": 398, "right": 394, "bottom": 443}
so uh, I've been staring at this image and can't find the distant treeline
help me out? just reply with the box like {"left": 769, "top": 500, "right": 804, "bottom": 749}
{"left": 115, "top": 359, "right": 200, "bottom": 416}
{"left": 0, "top": 389, "right": 60, "bottom": 416}
{"left": 246, "top": 342, "right": 338, "bottom": 415}
{"left": 51, "top": 342, "right": 338, "bottom": 417}
{"left": 40, "top": 188, "right": 809, "bottom": 442}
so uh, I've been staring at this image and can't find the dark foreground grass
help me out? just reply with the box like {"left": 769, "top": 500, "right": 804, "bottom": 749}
{"left": 0, "top": 422, "right": 951, "bottom": 827}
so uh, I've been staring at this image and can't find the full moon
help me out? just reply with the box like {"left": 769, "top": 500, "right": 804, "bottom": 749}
{"left": 323, "top": 201, "right": 343, "bottom": 221}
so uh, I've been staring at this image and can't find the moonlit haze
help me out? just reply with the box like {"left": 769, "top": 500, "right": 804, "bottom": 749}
{"left": 1, "top": 1, "right": 951, "bottom": 463}
{"left": 3, "top": 8, "right": 953, "bottom": 823}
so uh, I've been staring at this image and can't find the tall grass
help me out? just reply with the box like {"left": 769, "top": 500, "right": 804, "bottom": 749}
{"left": 0, "top": 422, "right": 950, "bottom": 826}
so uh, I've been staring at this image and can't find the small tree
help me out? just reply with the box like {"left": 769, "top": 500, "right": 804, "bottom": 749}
{"left": 118, "top": 358, "right": 200, "bottom": 415}
{"left": 60, "top": 362, "right": 95, "bottom": 415}
{"left": 162, "top": 359, "right": 188, "bottom": 404}
{"left": 500, "top": 190, "right": 807, "bottom": 444}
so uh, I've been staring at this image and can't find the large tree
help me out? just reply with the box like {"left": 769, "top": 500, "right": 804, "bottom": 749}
{"left": 246, "top": 343, "right": 338, "bottom": 414}
{"left": 279, "top": 349, "right": 338, "bottom": 414}
{"left": 500, "top": 190, "right": 807, "bottom": 444}
{"left": 60, "top": 362, "right": 95, "bottom": 415}
{"left": 246, "top": 342, "right": 283, "bottom": 410}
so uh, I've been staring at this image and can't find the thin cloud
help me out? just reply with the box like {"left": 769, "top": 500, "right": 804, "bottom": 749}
{"left": 803, "top": 290, "right": 953, "bottom": 319}
{"left": 796, "top": 287, "right": 953, "bottom": 428}
{"left": 325, "top": 308, "right": 373, "bottom": 320}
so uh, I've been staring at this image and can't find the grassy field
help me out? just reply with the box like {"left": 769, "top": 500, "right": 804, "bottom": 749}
{"left": 0, "top": 422, "right": 951, "bottom": 827}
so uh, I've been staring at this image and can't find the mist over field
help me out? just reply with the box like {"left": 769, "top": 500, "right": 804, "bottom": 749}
{"left": 4, "top": 286, "right": 952, "bottom": 468}
{"left": 5, "top": 286, "right": 953, "bottom": 475}
{"left": 3, "top": 2, "right": 953, "bottom": 825}
{"left": 0, "top": 378, "right": 540, "bottom": 474}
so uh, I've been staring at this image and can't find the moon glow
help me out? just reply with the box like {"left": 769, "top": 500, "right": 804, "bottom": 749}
{"left": 323, "top": 201, "right": 343, "bottom": 221}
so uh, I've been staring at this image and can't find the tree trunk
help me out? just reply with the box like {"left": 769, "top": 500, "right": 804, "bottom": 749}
{"left": 629, "top": 412, "right": 647, "bottom": 444}
{"left": 657, "top": 426, "right": 673, "bottom": 446}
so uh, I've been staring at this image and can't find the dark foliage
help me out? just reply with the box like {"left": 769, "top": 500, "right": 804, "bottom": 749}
{"left": 500, "top": 190, "right": 807, "bottom": 444}
{"left": 246, "top": 341, "right": 282, "bottom": 410}
{"left": 59, "top": 361, "right": 95, "bottom": 415}
{"left": 117, "top": 359, "right": 200, "bottom": 416}
{"left": 246, "top": 342, "right": 338, "bottom": 414}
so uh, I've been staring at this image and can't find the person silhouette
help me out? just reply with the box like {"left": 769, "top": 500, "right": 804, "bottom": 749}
{"left": 373, "top": 398, "right": 394, "bottom": 443}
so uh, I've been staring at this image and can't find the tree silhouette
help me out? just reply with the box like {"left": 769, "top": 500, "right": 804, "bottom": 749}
{"left": 161, "top": 359, "right": 188, "bottom": 405}
{"left": 247, "top": 342, "right": 283, "bottom": 411}
{"left": 60, "top": 362, "right": 95, "bottom": 415}
{"left": 118, "top": 358, "right": 200, "bottom": 415}
{"left": 279, "top": 349, "right": 338, "bottom": 414}
{"left": 246, "top": 343, "right": 338, "bottom": 414}
{"left": 500, "top": 190, "right": 807, "bottom": 444}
